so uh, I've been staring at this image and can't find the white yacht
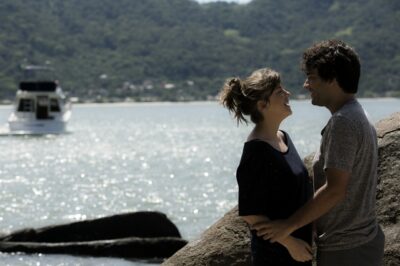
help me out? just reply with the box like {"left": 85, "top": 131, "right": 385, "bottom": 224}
{"left": 8, "top": 81, "right": 71, "bottom": 134}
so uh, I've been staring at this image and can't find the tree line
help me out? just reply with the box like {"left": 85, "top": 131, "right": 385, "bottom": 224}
{"left": 0, "top": 0, "right": 399, "bottom": 102}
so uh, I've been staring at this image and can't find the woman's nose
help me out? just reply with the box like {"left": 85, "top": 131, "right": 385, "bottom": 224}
{"left": 303, "top": 80, "right": 310, "bottom": 90}
{"left": 282, "top": 87, "right": 291, "bottom": 96}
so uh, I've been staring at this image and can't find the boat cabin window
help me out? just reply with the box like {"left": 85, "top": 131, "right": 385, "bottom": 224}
{"left": 17, "top": 99, "right": 34, "bottom": 112}
{"left": 50, "top": 98, "right": 61, "bottom": 112}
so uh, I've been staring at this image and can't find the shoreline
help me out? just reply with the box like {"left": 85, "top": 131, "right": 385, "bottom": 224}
{"left": 0, "top": 97, "right": 398, "bottom": 108}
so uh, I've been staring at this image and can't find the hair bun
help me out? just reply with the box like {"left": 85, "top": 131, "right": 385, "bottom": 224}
{"left": 229, "top": 77, "right": 241, "bottom": 91}
{"left": 229, "top": 78, "right": 246, "bottom": 97}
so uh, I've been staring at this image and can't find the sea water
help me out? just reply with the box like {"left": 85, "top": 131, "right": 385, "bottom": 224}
{"left": 0, "top": 98, "right": 398, "bottom": 266}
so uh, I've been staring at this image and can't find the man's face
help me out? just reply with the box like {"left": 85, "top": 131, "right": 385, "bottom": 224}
{"left": 303, "top": 69, "right": 334, "bottom": 107}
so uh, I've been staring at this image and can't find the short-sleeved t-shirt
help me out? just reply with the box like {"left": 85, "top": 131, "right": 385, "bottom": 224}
{"left": 313, "top": 99, "right": 379, "bottom": 251}
{"left": 237, "top": 131, "right": 313, "bottom": 255}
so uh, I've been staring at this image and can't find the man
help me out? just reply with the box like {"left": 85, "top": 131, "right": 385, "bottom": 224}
{"left": 252, "top": 40, "right": 385, "bottom": 265}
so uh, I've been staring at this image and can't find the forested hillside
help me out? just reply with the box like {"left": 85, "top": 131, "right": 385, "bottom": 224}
{"left": 0, "top": 0, "right": 399, "bottom": 102}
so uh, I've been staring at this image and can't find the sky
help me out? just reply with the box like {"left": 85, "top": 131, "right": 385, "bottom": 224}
{"left": 195, "top": 0, "right": 252, "bottom": 4}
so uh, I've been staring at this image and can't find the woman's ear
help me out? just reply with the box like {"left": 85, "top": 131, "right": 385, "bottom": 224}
{"left": 256, "top": 100, "right": 269, "bottom": 112}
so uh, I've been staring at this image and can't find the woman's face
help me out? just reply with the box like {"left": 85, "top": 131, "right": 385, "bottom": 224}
{"left": 264, "top": 84, "right": 292, "bottom": 119}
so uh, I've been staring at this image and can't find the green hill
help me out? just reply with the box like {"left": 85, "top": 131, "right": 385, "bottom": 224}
{"left": 0, "top": 0, "right": 399, "bottom": 102}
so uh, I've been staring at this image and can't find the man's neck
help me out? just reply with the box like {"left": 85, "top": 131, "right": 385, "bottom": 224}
{"left": 327, "top": 94, "right": 356, "bottom": 114}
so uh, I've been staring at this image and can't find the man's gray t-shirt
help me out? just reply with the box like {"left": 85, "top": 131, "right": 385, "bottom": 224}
{"left": 313, "top": 99, "right": 379, "bottom": 251}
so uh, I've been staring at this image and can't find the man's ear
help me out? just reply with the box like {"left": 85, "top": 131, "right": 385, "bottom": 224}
{"left": 328, "top": 78, "right": 344, "bottom": 92}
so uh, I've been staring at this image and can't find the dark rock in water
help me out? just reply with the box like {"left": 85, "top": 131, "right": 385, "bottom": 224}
{"left": 163, "top": 112, "right": 400, "bottom": 266}
{"left": 0, "top": 211, "right": 182, "bottom": 242}
{"left": 0, "top": 211, "right": 187, "bottom": 260}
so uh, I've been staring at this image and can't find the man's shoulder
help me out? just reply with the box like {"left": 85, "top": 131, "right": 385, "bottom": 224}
{"left": 336, "top": 100, "right": 369, "bottom": 120}
{"left": 331, "top": 100, "right": 372, "bottom": 130}
{"left": 325, "top": 113, "right": 356, "bottom": 136}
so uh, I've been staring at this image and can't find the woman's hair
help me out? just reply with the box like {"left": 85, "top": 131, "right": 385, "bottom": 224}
{"left": 219, "top": 68, "right": 281, "bottom": 124}
{"left": 301, "top": 39, "right": 360, "bottom": 93}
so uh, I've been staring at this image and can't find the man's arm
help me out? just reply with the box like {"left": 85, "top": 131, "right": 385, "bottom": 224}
{"left": 252, "top": 168, "right": 350, "bottom": 243}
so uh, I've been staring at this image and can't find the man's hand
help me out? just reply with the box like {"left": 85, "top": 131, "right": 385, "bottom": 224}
{"left": 251, "top": 219, "right": 295, "bottom": 243}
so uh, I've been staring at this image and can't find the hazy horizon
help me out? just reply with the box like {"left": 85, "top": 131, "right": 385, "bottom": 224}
{"left": 195, "top": 0, "right": 252, "bottom": 4}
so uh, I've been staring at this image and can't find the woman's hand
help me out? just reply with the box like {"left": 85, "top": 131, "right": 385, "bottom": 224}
{"left": 281, "top": 237, "right": 313, "bottom": 262}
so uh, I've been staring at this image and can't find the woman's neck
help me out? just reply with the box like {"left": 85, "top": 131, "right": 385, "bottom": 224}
{"left": 250, "top": 120, "right": 288, "bottom": 152}
{"left": 250, "top": 119, "right": 281, "bottom": 142}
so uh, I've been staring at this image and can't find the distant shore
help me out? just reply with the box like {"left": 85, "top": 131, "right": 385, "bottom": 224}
{"left": 1, "top": 96, "right": 399, "bottom": 107}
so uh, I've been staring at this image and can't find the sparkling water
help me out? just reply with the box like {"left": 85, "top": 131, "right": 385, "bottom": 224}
{"left": 0, "top": 98, "right": 398, "bottom": 265}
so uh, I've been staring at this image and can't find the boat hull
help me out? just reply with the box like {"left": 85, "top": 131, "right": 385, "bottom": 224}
{"left": 8, "top": 120, "right": 68, "bottom": 135}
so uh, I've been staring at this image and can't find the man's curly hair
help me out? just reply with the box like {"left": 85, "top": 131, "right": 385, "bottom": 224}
{"left": 301, "top": 40, "right": 361, "bottom": 94}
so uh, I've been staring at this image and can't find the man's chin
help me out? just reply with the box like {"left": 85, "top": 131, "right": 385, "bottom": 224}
{"left": 311, "top": 98, "right": 323, "bottom": 106}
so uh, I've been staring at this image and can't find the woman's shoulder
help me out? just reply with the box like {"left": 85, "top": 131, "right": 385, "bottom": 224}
{"left": 278, "top": 130, "right": 294, "bottom": 146}
{"left": 240, "top": 139, "right": 276, "bottom": 166}
{"left": 278, "top": 129, "right": 291, "bottom": 140}
{"left": 244, "top": 138, "right": 269, "bottom": 152}
{"left": 238, "top": 140, "right": 271, "bottom": 175}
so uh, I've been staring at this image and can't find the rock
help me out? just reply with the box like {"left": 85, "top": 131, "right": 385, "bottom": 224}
{"left": 375, "top": 112, "right": 400, "bottom": 138}
{"left": 376, "top": 113, "right": 400, "bottom": 226}
{"left": 382, "top": 225, "right": 400, "bottom": 266}
{"left": 0, "top": 211, "right": 183, "bottom": 242}
{"left": 376, "top": 112, "right": 400, "bottom": 265}
{"left": 0, "top": 211, "right": 187, "bottom": 260}
{"left": 162, "top": 206, "right": 251, "bottom": 266}
{"left": 163, "top": 112, "right": 400, "bottom": 266}
{"left": 0, "top": 236, "right": 187, "bottom": 260}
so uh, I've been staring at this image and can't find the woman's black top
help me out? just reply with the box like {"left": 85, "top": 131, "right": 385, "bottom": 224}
{"left": 237, "top": 131, "right": 313, "bottom": 265}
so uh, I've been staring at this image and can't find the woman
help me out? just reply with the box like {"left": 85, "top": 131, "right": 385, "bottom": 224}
{"left": 219, "top": 68, "right": 313, "bottom": 265}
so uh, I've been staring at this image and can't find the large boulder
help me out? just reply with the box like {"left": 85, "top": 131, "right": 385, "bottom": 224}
{"left": 162, "top": 206, "right": 251, "bottom": 266}
{"left": 163, "top": 112, "right": 400, "bottom": 266}
{"left": 375, "top": 112, "right": 400, "bottom": 265}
